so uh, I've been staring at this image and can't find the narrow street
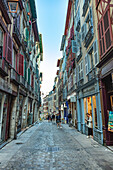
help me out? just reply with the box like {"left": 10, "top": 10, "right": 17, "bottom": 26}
{"left": 0, "top": 122, "right": 113, "bottom": 170}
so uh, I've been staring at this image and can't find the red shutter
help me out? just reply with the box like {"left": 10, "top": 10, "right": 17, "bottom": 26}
{"left": 6, "top": 33, "right": 12, "bottom": 64}
{"left": 3, "top": 32, "right": 7, "bottom": 58}
{"left": 19, "top": 54, "right": 24, "bottom": 76}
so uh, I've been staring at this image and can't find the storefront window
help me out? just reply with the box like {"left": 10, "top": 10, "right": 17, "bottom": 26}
{"left": 92, "top": 96, "right": 97, "bottom": 128}
{"left": 108, "top": 95, "right": 113, "bottom": 131}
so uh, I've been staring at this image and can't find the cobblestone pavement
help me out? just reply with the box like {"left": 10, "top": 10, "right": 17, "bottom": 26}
{"left": 0, "top": 121, "right": 113, "bottom": 170}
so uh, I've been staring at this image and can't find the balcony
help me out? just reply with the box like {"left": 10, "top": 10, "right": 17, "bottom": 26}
{"left": 11, "top": 68, "right": 20, "bottom": 85}
{"left": 13, "top": 24, "right": 21, "bottom": 46}
{"left": 84, "top": 26, "right": 94, "bottom": 48}
{"left": 0, "top": 57, "right": 8, "bottom": 77}
{"left": 77, "top": 79, "right": 84, "bottom": 87}
{"left": 87, "top": 68, "right": 96, "bottom": 81}
{"left": 82, "top": 0, "right": 91, "bottom": 17}
{"left": 20, "top": 75, "right": 26, "bottom": 87}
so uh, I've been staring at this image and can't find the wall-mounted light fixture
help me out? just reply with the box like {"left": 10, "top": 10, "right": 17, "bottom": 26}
{"left": 8, "top": 0, "right": 19, "bottom": 14}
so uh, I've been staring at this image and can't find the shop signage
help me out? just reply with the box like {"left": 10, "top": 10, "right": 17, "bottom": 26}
{"left": 101, "top": 59, "right": 113, "bottom": 77}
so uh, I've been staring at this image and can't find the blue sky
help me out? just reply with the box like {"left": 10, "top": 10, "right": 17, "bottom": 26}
{"left": 35, "top": 0, "right": 68, "bottom": 96}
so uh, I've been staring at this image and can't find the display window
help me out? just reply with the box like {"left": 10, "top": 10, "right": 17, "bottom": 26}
{"left": 92, "top": 96, "right": 97, "bottom": 128}
{"left": 84, "top": 96, "right": 97, "bottom": 130}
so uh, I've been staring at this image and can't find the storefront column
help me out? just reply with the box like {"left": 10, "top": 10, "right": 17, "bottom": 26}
{"left": 91, "top": 96, "right": 95, "bottom": 134}
{"left": 0, "top": 94, "right": 5, "bottom": 140}
{"left": 97, "top": 92, "right": 103, "bottom": 144}
{"left": 96, "top": 94, "right": 100, "bottom": 129}
{"left": 77, "top": 98, "right": 81, "bottom": 131}
{"left": 81, "top": 98, "right": 85, "bottom": 134}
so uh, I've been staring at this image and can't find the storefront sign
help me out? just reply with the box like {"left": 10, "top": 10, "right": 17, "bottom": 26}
{"left": 101, "top": 59, "right": 113, "bottom": 77}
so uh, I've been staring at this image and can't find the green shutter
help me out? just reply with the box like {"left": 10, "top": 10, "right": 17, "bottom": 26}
{"left": 28, "top": 68, "right": 30, "bottom": 85}
{"left": 24, "top": 59, "right": 27, "bottom": 80}
{"left": 25, "top": 28, "right": 29, "bottom": 41}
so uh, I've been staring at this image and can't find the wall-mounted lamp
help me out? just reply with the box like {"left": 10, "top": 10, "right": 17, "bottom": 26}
{"left": 8, "top": 0, "right": 19, "bottom": 14}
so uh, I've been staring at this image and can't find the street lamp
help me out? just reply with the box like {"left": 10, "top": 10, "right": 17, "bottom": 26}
{"left": 8, "top": 0, "right": 19, "bottom": 14}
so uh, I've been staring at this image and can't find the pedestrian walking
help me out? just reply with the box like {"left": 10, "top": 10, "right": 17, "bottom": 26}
{"left": 52, "top": 114, "right": 55, "bottom": 124}
{"left": 68, "top": 111, "right": 72, "bottom": 127}
{"left": 56, "top": 113, "right": 62, "bottom": 128}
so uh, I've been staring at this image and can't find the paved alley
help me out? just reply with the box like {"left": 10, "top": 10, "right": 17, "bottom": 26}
{"left": 0, "top": 122, "right": 113, "bottom": 170}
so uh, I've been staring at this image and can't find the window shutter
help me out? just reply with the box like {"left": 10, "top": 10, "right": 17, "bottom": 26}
{"left": 25, "top": 27, "right": 29, "bottom": 41}
{"left": 93, "top": 39, "right": 99, "bottom": 65}
{"left": 24, "top": 58, "right": 27, "bottom": 80}
{"left": 3, "top": 32, "right": 7, "bottom": 58}
{"left": 103, "top": 10, "right": 111, "bottom": 50}
{"left": 81, "top": 60, "right": 83, "bottom": 79}
{"left": 82, "top": 23, "right": 87, "bottom": 41}
{"left": 7, "top": 33, "right": 12, "bottom": 64}
{"left": 87, "top": 54, "right": 91, "bottom": 72}
{"left": 19, "top": 54, "right": 24, "bottom": 76}
{"left": 17, "top": 15, "right": 20, "bottom": 30}
{"left": 28, "top": 68, "right": 30, "bottom": 85}
{"left": 89, "top": 7, "right": 93, "bottom": 26}
{"left": 72, "top": 40, "right": 79, "bottom": 53}
{"left": 75, "top": 68, "right": 77, "bottom": 83}
{"left": 85, "top": 55, "right": 88, "bottom": 75}
{"left": 16, "top": 54, "right": 18, "bottom": 72}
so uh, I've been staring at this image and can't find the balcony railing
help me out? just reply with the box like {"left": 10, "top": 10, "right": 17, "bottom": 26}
{"left": 87, "top": 68, "right": 96, "bottom": 81}
{"left": 82, "top": 0, "right": 90, "bottom": 17}
{"left": 13, "top": 24, "right": 21, "bottom": 46}
{"left": 84, "top": 26, "right": 94, "bottom": 48}
{"left": 20, "top": 75, "right": 26, "bottom": 87}
{"left": 0, "top": 57, "right": 8, "bottom": 76}
{"left": 11, "top": 68, "right": 20, "bottom": 85}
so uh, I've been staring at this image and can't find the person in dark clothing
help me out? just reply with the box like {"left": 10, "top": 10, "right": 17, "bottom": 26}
{"left": 56, "top": 113, "right": 62, "bottom": 128}
{"left": 68, "top": 111, "right": 72, "bottom": 127}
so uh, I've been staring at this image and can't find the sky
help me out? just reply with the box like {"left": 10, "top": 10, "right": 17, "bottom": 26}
{"left": 35, "top": 0, "right": 68, "bottom": 96}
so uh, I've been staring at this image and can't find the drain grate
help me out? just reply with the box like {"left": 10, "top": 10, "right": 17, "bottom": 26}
{"left": 16, "top": 142, "right": 23, "bottom": 145}
{"left": 46, "top": 147, "right": 59, "bottom": 152}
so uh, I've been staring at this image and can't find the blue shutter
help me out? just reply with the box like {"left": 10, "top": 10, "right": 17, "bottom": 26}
{"left": 93, "top": 39, "right": 99, "bottom": 65}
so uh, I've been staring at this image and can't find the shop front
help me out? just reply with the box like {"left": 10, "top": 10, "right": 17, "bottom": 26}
{"left": 0, "top": 92, "right": 12, "bottom": 143}
{"left": 99, "top": 58, "right": 113, "bottom": 145}
{"left": 77, "top": 83, "right": 103, "bottom": 144}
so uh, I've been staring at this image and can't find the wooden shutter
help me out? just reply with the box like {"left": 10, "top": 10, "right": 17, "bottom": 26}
{"left": 6, "top": 33, "right": 12, "bottom": 64}
{"left": 93, "top": 40, "right": 99, "bottom": 65}
{"left": 28, "top": 68, "right": 30, "bottom": 85}
{"left": 82, "top": 23, "right": 87, "bottom": 41}
{"left": 24, "top": 58, "right": 27, "bottom": 80}
{"left": 81, "top": 60, "right": 83, "bottom": 79}
{"left": 3, "top": 32, "right": 7, "bottom": 58}
{"left": 103, "top": 10, "right": 111, "bottom": 50}
{"left": 19, "top": 54, "right": 24, "bottom": 76}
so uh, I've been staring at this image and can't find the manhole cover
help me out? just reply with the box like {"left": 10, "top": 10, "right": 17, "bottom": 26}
{"left": 16, "top": 142, "right": 23, "bottom": 145}
{"left": 46, "top": 147, "right": 59, "bottom": 152}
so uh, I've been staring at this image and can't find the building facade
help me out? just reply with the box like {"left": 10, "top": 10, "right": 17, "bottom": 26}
{"left": 96, "top": 0, "right": 113, "bottom": 145}
{"left": 0, "top": 0, "right": 43, "bottom": 143}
